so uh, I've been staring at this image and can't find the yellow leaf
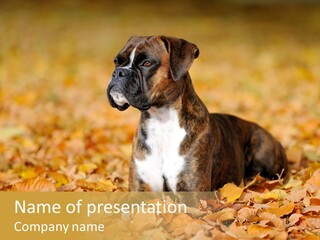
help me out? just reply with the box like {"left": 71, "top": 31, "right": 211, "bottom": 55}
{"left": 220, "top": 183, "right": 244, "bottom": 202}
{"left": 284, "top": 177, "right": 302, "bottom": 189}
{"left": 264, "top": 201, "right": 295, "bottom": 217}
{"left": 247, "top": 225, "right": 278, "bottom": 239}
{"left": 20, "top": 168, "right": 38, "bottom": 180}
{"left": 48, "top": 171, "right": 70, "bottom": 187}
{"left": 78, "top": 163, "right": 98, "bottom": 174}
{"left": 258, "top": 189, "right": 287, "bottom": 201}
{"left": 203, "top": 208, "right": 235, "bottom": 222}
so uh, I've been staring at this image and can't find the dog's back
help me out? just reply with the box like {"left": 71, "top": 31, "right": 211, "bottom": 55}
{"left": 209, "top": 113, "right": 288, "bottom": 190}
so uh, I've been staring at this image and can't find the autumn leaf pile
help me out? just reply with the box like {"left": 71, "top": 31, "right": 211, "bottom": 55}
{"left": 0, "top": 1, "right": 319, "bottom": 239}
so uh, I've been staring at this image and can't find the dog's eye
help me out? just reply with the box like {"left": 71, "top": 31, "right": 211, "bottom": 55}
{"left": 142, "top": 60, "right": 152, "bottom": 68}
{"left": 114, "top": 55, "right": 126, "bottom": 66}
{"left": 114, "top": 58, "right": 119, "bottom": 66}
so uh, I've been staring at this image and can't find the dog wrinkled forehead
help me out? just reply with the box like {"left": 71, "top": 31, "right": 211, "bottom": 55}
{"left": 118, "top": 36, "right": 167, "bottom": 58}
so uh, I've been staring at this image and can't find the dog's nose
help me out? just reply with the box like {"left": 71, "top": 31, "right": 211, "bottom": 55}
{"left": 113, "top": 68, "right": 130, "bottom": 79}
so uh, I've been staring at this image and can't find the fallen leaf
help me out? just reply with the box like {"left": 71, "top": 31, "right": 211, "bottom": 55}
{"left": 258, "top": 212, "right": 285, "bottom": 231}
{"left": 186, "top": 207, "right": 206, "bottom": 218}
{"left": 264, "top": 201, "right": 295, "bottom": 217}
{"left": 306, "top": 218, "right": 320, "bottom": 228}
{"left": 310, "top": 197, "right": 320, "bottom": 205}
{"left": 220, "top": 183, "right": 244, "bottom": 202}
{"left": 11, "top": 177, "right": 56, "bottom": 192}
{"left": 287, "top": 213, "right": 303, "bottom": 227}
{"left": 286, "top": 188, "right": 307, "bottom": 202}
{"left": 237, "top": 207, "right": 258, "bottom": 224}
{"left": 47, "top": 171, "right": 70, "bottom": 187}
{"left": 257, "top": 189, "right": 287, "bottom": 201}
{"left": 78, "top": 163, "right": 98, "bottom": 174}
{"left": 227, "top": 225, "right": 249, "bottom": 239}
{"left": 247, "top": 225, "right": 277, "bottom": 238}
{"left": 75, "top": 179, "right": 116, "bottom": 192}
{"left": 203, "top": 208, "right": 236, "bottom": 223}
{"left": 302, "top": 206, "right": 320, "bottom": 214}
{"left": 20, "top": 168, "right": 38, "bottom": 180}
{"left": 284, "top": 177, "right": 302, "bottom": 189}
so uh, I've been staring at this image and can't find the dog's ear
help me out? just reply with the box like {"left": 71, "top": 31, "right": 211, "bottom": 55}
{"left": 160, "top": 36, "right": 199, "bottom": 81}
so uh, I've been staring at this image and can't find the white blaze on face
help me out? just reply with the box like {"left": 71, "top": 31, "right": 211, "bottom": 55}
{"left": 123, "top": 45, "right": 138, "bottom": 69}
{"left": 134, "top": 107, "right": 186, "bottom": 192}
{"left": 110, "top": 45, "right": 138, "bottom": 106}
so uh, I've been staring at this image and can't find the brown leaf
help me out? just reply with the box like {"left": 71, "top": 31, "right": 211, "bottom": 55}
{"left": 203, "top": 208, "right": 236, "bottom": 223}
{"left": 286, "top": 188, "right": 307, "bottom": 202}
{"left": 75, "top": 179, "right": 116, "bottom": 192}
{"left": 287, "top": 213, "right": 303, "bottom": 227}
{"left": 258, "top": 212, "right": 285, "bottom": 231}
{"left": 302, "top": 205, "right": 320, "bottom": 214}
{"left": 11, "top": 177, "right": 56, "bottom": 192}
{"left": 310, "top": 197, "right": 320, "bottom": 206}
{"left": 305, "top": 169, "right": 320, "bottom": 192}
{"left": 237, "top": 207, "right": 258, "bottom": 224}
{"left": 186, "top": 207, "right": 206, "bottom": 218}
{"left": 306, "top": 218, "right": 320, "bottom": 228}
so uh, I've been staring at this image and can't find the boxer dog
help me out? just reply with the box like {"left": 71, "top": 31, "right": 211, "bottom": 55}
{"left": 107, "top": 36, "right": 288, "bottom": 192}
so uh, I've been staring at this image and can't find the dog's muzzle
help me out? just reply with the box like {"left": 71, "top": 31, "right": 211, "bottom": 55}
{"left": 107, "top": 68, "right": 132, "bottom": 111}
{"left": 107, "top": 67, "right": 152, "bottom": 111}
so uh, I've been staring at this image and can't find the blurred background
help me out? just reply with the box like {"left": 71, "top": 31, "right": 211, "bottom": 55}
{"left": 0, "top": 0, "right": 319, "bottom": 190}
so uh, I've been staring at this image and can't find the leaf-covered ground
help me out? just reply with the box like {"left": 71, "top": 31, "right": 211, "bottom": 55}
{"left": 0, "top": 1, "right": 320, "bottom": 239}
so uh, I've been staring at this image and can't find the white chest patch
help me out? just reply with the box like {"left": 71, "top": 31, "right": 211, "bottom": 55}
{"left": 134, "top": 108, "right": 186, "bottom": 192}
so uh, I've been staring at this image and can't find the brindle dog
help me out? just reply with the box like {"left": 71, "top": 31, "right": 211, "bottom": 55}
{"left": 107, "top": 36, "right": 288, "bottom": 192}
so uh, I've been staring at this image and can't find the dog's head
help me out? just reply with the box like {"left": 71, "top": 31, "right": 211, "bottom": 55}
{"left": 107, "top": 36, "right": 199, "bottom": 111}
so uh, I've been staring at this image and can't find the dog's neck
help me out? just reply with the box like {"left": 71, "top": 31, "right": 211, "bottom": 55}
{"left": 141, "top": 73, "right": 209, "bottom": 125}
